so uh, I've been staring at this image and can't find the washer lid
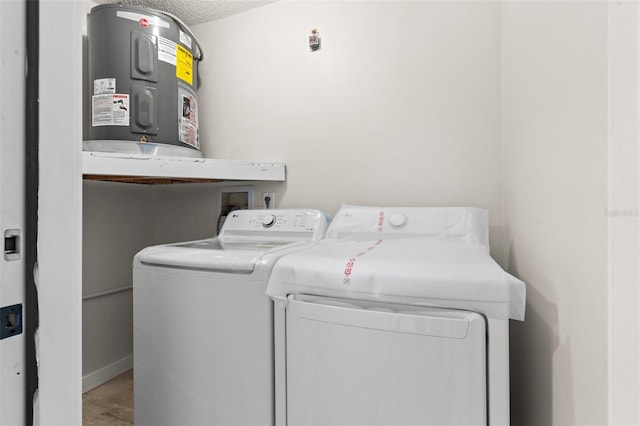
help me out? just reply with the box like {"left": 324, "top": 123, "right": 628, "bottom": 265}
{"left": 137, "top": 244, "right": 258, "bottom": 273}
{"left": 266, "top": 238, "right": 525, "bottom": 321}
{"left": 135, "top": 209, "right": 330, "bottom": 273}
{"left": 136, "top": 238, "right": 303, "bottom": 272}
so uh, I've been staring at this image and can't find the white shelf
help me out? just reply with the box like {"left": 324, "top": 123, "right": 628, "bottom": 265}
{"left": 82, "top": 151, "right": 285, "bottom": 184}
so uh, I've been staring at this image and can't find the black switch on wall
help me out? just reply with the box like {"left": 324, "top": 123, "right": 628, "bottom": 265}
{"left": 4, "top": 229, "right": 21, "bottom": 261}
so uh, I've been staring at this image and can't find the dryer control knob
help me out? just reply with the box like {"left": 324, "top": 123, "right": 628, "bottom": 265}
{"left": 262, "top": 214, "right": 277, "bottom": 228}
{"left": 389, "top": 213, "right": 406, "bottom": 227}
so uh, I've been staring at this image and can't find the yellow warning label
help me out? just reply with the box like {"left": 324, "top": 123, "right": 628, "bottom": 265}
{"left": 176, "top": 45, "right": 193, "bottom": 85}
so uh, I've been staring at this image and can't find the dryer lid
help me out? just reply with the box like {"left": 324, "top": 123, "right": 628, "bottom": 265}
{"left": 266, "top": 238, "right": 525, "bottom": 320}
{"left": 266, "top": 205, "right": 525, "bottom": 321}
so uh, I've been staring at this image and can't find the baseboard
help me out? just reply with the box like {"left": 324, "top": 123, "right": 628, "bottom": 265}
{"left": 82, "top": 354, "right": 133, "bottom": 393}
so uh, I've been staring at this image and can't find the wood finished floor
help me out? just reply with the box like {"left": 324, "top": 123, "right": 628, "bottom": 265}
{"left": 83, "top": 370, "right": 133, "bottom": 426}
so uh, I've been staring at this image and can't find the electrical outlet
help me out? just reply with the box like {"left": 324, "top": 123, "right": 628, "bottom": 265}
{"left": 263, "top": 192, "right": 275, "bottom": 209}
{"left": 1, "top": 304, "right": 22, "bottom": 340}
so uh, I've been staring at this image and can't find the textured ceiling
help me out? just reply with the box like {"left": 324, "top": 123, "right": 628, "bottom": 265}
{"left": 95, "top": 0, "right": 278, "bottom": 25}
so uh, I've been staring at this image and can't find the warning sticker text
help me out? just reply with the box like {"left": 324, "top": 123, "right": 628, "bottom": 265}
{"left": 94, "top": 78, "right": 116, "bottom": 95}
{"left": 158, "top": 36, "right": 177, "bottom": 66}
{"left": 178, "top": 86, "right": 199, "bottom": 148}
{"left": 176, "top": 45, "right": 193, "bottom": 85}
{"left": 92, "top": 94, "right": 129, "bottom": 127}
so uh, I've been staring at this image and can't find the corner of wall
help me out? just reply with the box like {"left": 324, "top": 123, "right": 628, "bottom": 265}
{"left": 607, "top": 1, "right": 640, "bottom": 423}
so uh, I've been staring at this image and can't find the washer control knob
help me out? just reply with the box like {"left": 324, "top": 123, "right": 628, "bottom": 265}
{"left": 389, "top": 213, "right": 406, "bottom": 227}
{"left": 262, "top": 214, "right": 277, "bottom": 228}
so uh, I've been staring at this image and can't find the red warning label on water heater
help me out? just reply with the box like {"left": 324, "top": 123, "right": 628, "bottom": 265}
{"left": 178, "top": 86, "right": 199, "bottom": 149}
{"left": 92, "top": 94, "right": 129, "bottom": 127}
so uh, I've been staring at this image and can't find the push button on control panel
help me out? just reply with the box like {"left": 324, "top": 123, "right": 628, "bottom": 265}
{"left": 389, "top": 213, "right": 407, "bottom": 228}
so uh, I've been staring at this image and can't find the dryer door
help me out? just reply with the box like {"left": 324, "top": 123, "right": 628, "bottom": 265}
{"left": 285, "top": 294, "right": 487, "bottom": 426}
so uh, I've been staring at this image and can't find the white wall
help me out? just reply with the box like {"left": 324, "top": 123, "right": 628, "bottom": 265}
{"left": 82, "top": 181, "right": 154, "bottom": 391}
{"left": 193, "top": 0, "right": 507, "bottom": 264}
{"left": 152, "top": 183, "right": 221, "bottom": 245}
{"left": 607, "top": 2, "right": 640, "bottom": 423}
{"left": 501, "top": 1, "right": 639, "bottom": 424}
{"left": 82, "top": 180, "right": 223, "bottom": 390}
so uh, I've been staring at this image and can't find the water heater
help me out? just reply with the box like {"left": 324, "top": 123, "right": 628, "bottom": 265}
{"left": 86, "top": 4, "right": 202, "bottom": 157}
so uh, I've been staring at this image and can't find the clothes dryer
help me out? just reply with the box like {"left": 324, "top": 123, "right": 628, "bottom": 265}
{"left": 266, "top": 205, "right": 525, "bottom": 426}
{"left": 134, "top": 209, "right": 328, "bottom": 426}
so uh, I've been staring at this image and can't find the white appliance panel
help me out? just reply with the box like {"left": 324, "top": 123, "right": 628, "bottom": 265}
{"left": 134, "top": 208, "right": 329, "bottom": 426}
{"left": 285, "top": 295, "right": 487, "bottom": 426}
{"left": 134, "top": 267, "right": 273, "bottom": 426}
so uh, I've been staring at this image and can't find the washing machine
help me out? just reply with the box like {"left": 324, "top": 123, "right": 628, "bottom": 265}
{"left": 133, "top": 209, "right": 329, "bottom": 426}
{"left": 266, "top": 205, "right": 526, "bottom": 426}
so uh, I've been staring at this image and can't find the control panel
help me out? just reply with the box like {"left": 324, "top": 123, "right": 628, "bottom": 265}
{"left": 326, "top": 206, "right": 488, "bottom": 249}
{"left": 219, "top": 209, "right": 329, "bottom": 240}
